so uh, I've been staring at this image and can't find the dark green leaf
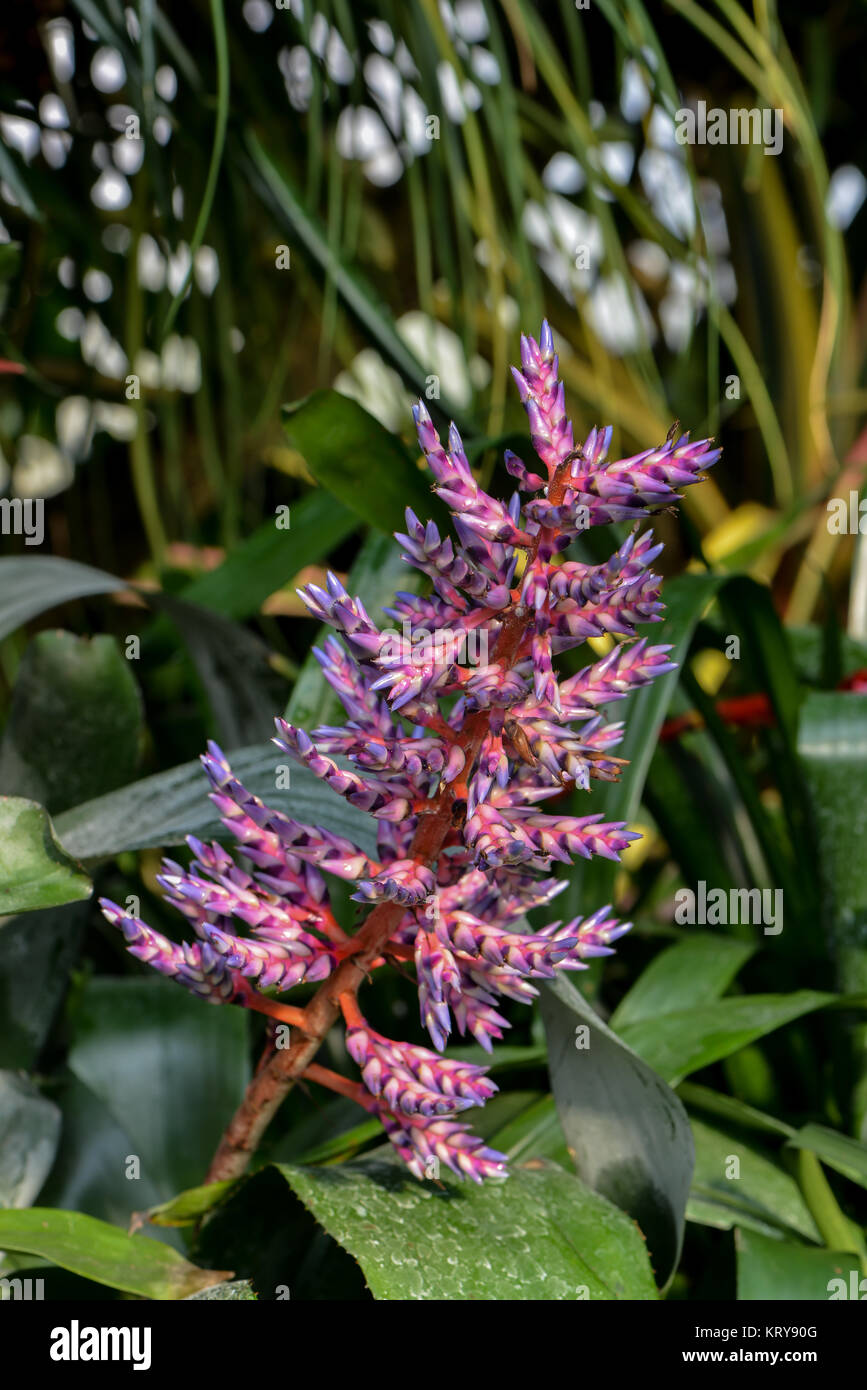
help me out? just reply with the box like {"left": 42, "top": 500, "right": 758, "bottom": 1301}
{"left": 191, "top": 1164, "right": 369, "bottom": 1301}
{"left": 0, "top": 632, "right": 143, "bottom": 814}
{"left": 66, "top": 977, "right": 249, "bottom": 1198}
{"left": 54, "top": 743, "right": 378, "bottom": 861}
{"left": 0, "top": 1073, "right": 61, "bottom": 1209}
{"left": 487, "top": 1093, "right": 571, "bottom": 1166}
{"left": 677, "top": 1083, "right": 794, "bottom": 1139}
{"left": 36, "top": 1073, "right": 164, "bottom": 1229}
{"left": 149, "top": 594, "right": 279, "bottom": 749}
{"left": 0, "top": 904, "right": 87, "bottom": 1069}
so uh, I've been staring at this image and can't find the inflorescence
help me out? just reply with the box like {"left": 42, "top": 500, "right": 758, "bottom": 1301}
{"left": 101, "top": 322, "right": 718, "bottom": 1183}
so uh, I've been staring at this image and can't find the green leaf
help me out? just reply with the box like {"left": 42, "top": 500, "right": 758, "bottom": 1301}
{"left": 0, "top": 799, "right": 91, "bottom": 913}
{"left": 618, "top": 990, "right": 836, "bottom": 1086}
{"left": 611, "top": 933, "right": 755, "bottom": 1030}
{"left": 687, "top": 1117, "right": 820, "bottom": 1242}
{"left": 0, "top": 904, "right": 87, "bottom": 1069}
{"left": 282, "top": 390, "right": 448, "bottom": 536}
{"left": 0, "top": 557, "right": 124, "bottom": 643}
{"left": 735, "top": 1227, "right": 862, "bottom": 1302}
{"left": 54, "top": 742, "right": 378, "bottom": 861}
{"left": 66, "top": 977, "right": 250, "bottom": 1198}
{"left": 276, "top": 1157, "right": 657, "bottom": 1300}
{"left": 540, "top": 973, "right": 694, "bottom": 1288}
{"left": 0, "top": 1073, "right": 61, "bottom": 1209}
{"left": 786, "top": 1124, "right": 867, "bottom": 1192}
{"left": 0, "top": 632, "right": 143, "bottom": 814}
{"left": 0, "top": 1208, "right": 228, "bottom": 1300}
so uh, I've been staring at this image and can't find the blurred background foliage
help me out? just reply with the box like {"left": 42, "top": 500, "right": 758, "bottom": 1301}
{"left": 2, "top": 0, "right": 867, "bottom": 1302}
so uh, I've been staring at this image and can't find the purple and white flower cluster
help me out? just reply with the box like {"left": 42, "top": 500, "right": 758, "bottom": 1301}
{"left": 101, "top": 322, "right": 718, "bottom": 1182}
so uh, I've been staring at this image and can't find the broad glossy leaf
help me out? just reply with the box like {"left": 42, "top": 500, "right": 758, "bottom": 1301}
{"left": 541, "top": 974, "right": 693, "bottom": 1288}
{"left": 0, "top": 632, "right": 143, "bottom": 813}
{"left": 283, "top": 390, "right": 449, "bottom": 535}
{"left": 0, "top": 799, "right": 91, "bottom": 913}
{"left": 67, "top": 977, "right": 249, "bottom": 1198}
{"left": 735, "top": 1227, "right": 861, "bottom": 1302}
{"left": 54, "top": 743, "right": 378, "bottom": 861}
{"left": 277, "top": 1156, "right": 657, "bottom": 1300}
{"left": 0, "top": 1208, "right": 227, "bottom": 1300}
{"left": 0, "top": 1073, "right": 61, "bottom": 1209}
{"left": 611, "top": 933, "right": 755, "bottom": 1030}
{"left": 619, "top": 990, "right": 835, "bottom": 1085}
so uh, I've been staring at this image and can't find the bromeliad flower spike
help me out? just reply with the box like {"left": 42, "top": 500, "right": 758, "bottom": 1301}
{"left": 100, "top": 321, "right": 719, "bottom": 1185}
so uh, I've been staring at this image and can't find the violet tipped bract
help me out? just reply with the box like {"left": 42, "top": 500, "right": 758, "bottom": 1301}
{"left": 100, "top": 322, "right": 718, "bottom": 1184}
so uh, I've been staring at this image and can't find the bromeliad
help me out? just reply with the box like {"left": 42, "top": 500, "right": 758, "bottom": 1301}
{"left": 101, "top": 321, "right": 719, "bottom": 1184}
